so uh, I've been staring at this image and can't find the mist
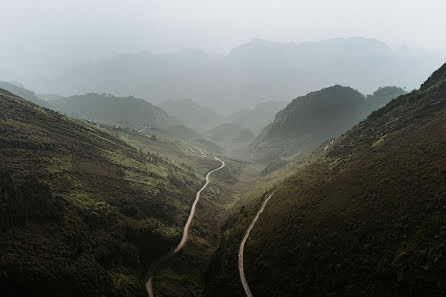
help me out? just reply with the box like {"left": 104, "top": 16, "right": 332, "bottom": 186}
{"left": 1, "top": 0, "right": 446, "bottom": 112}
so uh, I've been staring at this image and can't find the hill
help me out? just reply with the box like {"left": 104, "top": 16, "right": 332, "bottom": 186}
{"left": 205, "top": 123, "right": 255, "bottom": 144}
{"left": 51, "top": 93, "right": 174, "bottom": 131}
{"left": 0, "top": 81, "right": 51, "bottom": 108}
{"left": 0, "top": 88, "right": 223, "bottom": 297}
{"left": 205, "top": 64, "right": 446, "bottom": 297}
{"left": 254, "top": 85, "right": 406, "bottom": 161}
{"left": 161, "top": 99, "right": 224, "bottom": 132}
{"left": 226, "top": 101, "right": 288, "bottom": 134}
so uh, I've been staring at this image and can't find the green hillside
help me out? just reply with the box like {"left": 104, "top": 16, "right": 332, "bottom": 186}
{"left": 52, "top": 93, "right": 175, "bottom": 131}
{"left": 254, "top": 85, "right": 405, "bottom": 162}
{"left": 0, "top": 81, "right": 51, "bottom": 108}
{"left": 0, "top": 88, "right": 223, "bottom": 297}
{"left": 206, "top": 64, "right": 446, "bottom": 297}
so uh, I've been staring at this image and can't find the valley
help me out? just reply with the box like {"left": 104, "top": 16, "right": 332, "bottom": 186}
{"left": 1, "top": 48, "right": 445, "bottom": 297}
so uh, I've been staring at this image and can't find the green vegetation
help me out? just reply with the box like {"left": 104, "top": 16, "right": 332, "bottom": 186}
{"left": 51, "top": 93, "right": 175, "bottom": 131}
{"left": 205, "top": 64, "right": 446, "bottom": 297}
{"left": 253, "top": 85, "right": 406, "bottom": 163}
{"left": 0, "top": 89, "right": 228, "bottom": 296}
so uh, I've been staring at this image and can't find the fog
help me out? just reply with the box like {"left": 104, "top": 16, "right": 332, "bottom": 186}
{"left": 1, "top": 0, "right": 446, "bottom": 111}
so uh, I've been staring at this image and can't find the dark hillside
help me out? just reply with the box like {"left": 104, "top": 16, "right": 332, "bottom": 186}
{"left": 206, "top": 64, "right": 446, "bottom": 297}
{"left": 0, "top": 89, "right": 219, "bottom": 297}
{"left": 254, "top": 85, "right": 405, "bottom": 162}
{"left": 51, "top": 93, "right": 174, "bottom": 130}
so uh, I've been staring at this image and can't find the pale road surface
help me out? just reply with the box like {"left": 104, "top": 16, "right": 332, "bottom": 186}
{"left": 186, "top": 145, "right": 195, "bottom": 152}
{"left": 239, "top": 191, "right": 276, "bottom": 297}
{"left": 145, "top": 156, "right": 226, "bottom": 297}
{"left": 195, "top": 146, "right": 206, "bottom": 155}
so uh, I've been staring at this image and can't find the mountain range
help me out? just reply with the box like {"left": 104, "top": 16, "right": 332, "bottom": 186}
{"left": 206, "top": 63, "right": 446, "bottom": 297}
{"left": 37, "top": 37, "right": 442, "bottom": 113}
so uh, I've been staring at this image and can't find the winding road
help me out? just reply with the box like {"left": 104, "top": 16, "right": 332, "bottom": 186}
{"left": 145, "top": 156, "right": 225, "bottom": 297}
{"left": 238, "top": 191, "right": 276, "bottom": 297}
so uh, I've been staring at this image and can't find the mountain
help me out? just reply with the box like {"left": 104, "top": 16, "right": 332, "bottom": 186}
{"left": 0, "top": 81, "right": 51, "bottom": 108}
{"left": 206, "top": 64, "right": 446, "bottom": 297}
{"left": 161, "top": 99, "right": 224, "bottom": 132}
{"left": 38, "top": 93, "right": 65, "bottom": 101}
{"left": 205, "top": 123, "right": 255, "bottom": 144}
{"left": 226, "top": 101, "right": 288, "bottom": 134}
{"left": 254, "top": 85, "right": 406, "bottom": 161}
{"left": 42, "top": 37, "right": 442, "bottom": 113}
{"left": 0, "top": 88, "right": 225, "bottom": 296}
{"left": 366, "top": 86, "right": 408, "bottom": 111}
{"left": 51, "top": 93, "right": 176, "bottom": 131}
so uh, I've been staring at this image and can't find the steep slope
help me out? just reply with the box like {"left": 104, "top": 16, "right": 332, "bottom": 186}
{"left": 254, "top": 85, "right": 405, "bottom": 161}
{"left": 0, "top": 81, "right": 51, "bottom": 108}
{"left": 161, "top": 99, "right": 224, "bottom": 132}
{"left": 206, "top": 64, "right": 446, "bottom": 297}
{"left": 51, "top": 93, "right": 174, "bottom": 130}
{"left": 226, "top": 101, "right": 288, "bottom": 134}
{"left": 0, "top": 89, "right": 221, "bottom": 297}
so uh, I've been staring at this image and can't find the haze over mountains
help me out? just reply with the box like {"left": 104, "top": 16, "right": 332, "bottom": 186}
{"left": 2, "top": 3, "right": 446, "bottom": 294}
{"left": 161, "top": 99, "right": 224, "bottom": 132}
{"left": 0, "top": 81, "right": 51, "bottom": 109}
{"left": 13, "top": 37, "right": 444, "bottom": 113}
{"left": 207, "top": 63, "right": 446, "bottom": 297}
{"left": 254, "top": 85, "right": 406, "bottom": 161}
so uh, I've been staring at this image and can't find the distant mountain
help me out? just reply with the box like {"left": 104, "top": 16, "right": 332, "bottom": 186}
{"left": 205, "top": 123, "right": 255, "bottom": 144}
{"left": 207, "top": 63, "right": 446, "bottom": 297}
{"left": 365, "top": 86, "right": 408, "bottom": 111}
{"left": 161, "top": 99, "right": 224, "bottom": 132}
{"left": 45, "top": 37, "right": 442, "bottom": 113}
{"left": 226, "top": 101, "right": 288, "bottom": 134}
{"left": 254, "top": 85, "right": 406, "bottom": 161}
{"left": 51, "top": 93, "right": 176, "bottom": 131}
{"left": 0, "top": 81, "right": 51, "bottom": 108}
{"left": 38, "top": 93, "right": 65, "bottom": 101}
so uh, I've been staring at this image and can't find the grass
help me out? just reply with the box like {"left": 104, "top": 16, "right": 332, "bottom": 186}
{"left": 204, "top": 64, "right": 446, "bottom": 297}
{"left": 0, "top": 89, "right": 228, "bottom": 297}
{"left": 371, "top": 134, "right": 386, "bottom": 147}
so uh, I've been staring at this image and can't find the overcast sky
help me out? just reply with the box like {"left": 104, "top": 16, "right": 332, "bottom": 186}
{"left": 2, "top": 0, "right": 446, "bottom": 60}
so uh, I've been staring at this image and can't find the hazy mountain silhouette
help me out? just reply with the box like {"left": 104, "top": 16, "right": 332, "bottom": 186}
{"left": 47, "top": 37, "right": 442, "bottom": 113}
{"left": 226, "top": 101, "right": 288, "bottom": 134}
{"left": 205, "top": 123, "right": 255, "bottom": 144}
{"left": 0, "top": 81, "right": 51, "bottom": 108}
{"left": 161, "top": 99, "right": 224, "bottom": 132}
